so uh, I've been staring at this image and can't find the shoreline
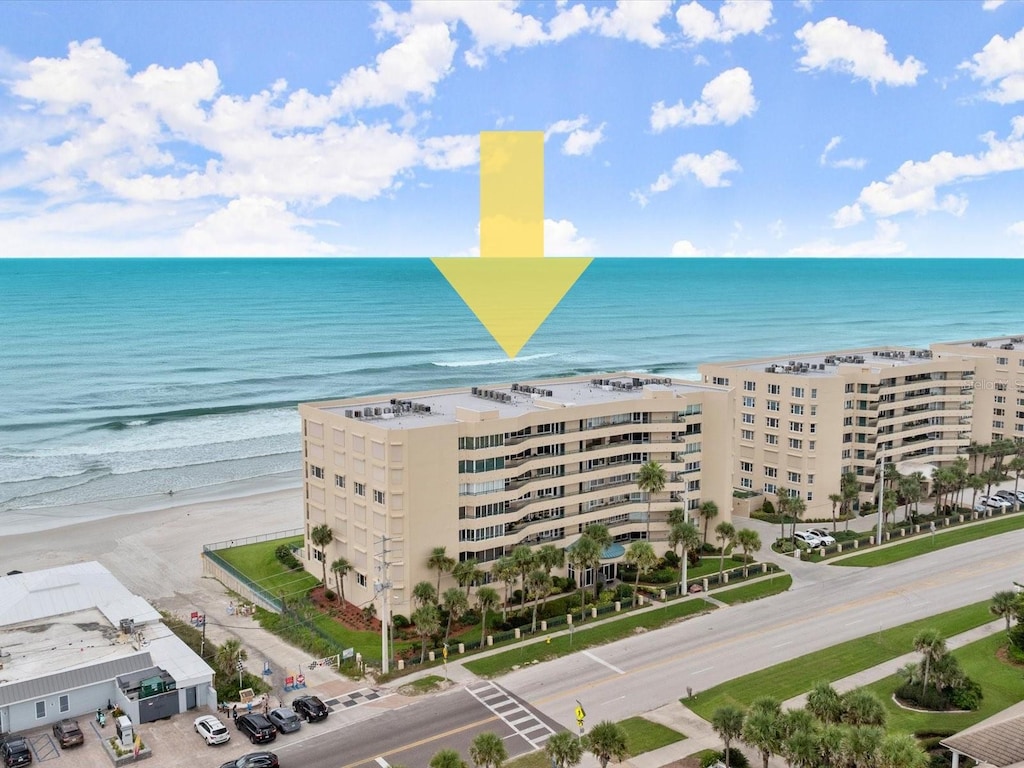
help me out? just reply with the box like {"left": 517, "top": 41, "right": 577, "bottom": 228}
{"left": 0, "top": 469, "right": 302, "bottom": 538}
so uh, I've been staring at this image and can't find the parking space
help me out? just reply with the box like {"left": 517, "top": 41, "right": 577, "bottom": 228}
{"left": 27, "top": 732, "right": 59, "bottom": 762}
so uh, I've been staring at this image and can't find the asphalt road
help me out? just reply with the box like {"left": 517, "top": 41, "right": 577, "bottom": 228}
{"left": 271, "top": 528, "right": 1024, "bottom": 767}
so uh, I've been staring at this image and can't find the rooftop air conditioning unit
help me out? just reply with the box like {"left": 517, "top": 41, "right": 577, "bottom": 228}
{"left": 424, "top": 405, "right": 432, "bottom": 413}
{"left": 472, "top": 387, "right": 479, "bottom": 395}
{"left": 374, "top": 407, "right": 382, "bottom": 416}
{"left": 353, "top": 410, "right": 362, "bottom": 418}
{"left": 344, "top": 410, "right": 353, "bottom": 417}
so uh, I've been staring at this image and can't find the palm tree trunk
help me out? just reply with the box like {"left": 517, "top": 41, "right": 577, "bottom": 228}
{"left": 480, "top": 607, "right": 488, "bottom": 647}
{"left": 634, "top": 570, "right": 641, "bottom": 607}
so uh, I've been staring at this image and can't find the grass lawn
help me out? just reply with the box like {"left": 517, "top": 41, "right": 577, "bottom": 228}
{"left": 685, "top": 600, "right": 994, "bottom": 721}
{"left": 713, "top": 574, "right": 793, "bottom": 605}
{"left": 864, "top": 632, "right": 1024, "bottom": 735}
{"left": 830, "top": 514, "right": 1024, "bottom": 568}
{"left": 465, "top": 598, "right": 715, "bottom": 677}
{"left": 399, "top": 675, "right": 447, "bottom": 695}
{"left": 618, "top": 716, "right": 686, "bottom": 755}
{"left": 505, "top": 750, "right": 551, "bottom": 768}
{"left": 214, "top": 537, "right": 319, "bottom": 600}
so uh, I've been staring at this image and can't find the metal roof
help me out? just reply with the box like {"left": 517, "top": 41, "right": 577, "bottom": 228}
{"left": 942, "top": 716, "right": 1024, "bottom": 767}
{"left": 0, "top": 653, "right": 153, "bottom": 707}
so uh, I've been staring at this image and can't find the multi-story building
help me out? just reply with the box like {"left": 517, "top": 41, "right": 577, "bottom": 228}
{"left": 931, "top": 334, "right": 1024, "bottom": 445}
{"left": 299, "top": 374, "right": 732, "bottom": 615}
{"left": 699, "top": 347, "right": 976, "bottom": 517}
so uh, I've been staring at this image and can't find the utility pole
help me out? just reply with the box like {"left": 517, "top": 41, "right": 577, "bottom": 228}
{"left": 375, "top": 535, "right": 393, "bottom": 675}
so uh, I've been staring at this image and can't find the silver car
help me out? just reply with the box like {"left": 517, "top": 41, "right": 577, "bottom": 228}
{"left": 267, "top": 708, "right": 302, "bottom": 734}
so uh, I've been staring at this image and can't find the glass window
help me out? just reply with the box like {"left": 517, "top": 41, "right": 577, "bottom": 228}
{"left": 36, "top": 701, "right": 46, "bottom": 719}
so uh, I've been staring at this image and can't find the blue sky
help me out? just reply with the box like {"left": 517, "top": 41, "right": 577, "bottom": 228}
{"left": 1, "top": 0, "right": 1023, "bottom": 257}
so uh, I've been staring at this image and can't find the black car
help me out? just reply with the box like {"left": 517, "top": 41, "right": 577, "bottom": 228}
{"left": 234, "top": 713, "right": 277, "bottom": 744}
{"left": 0, "top": 736, "right": 32, "bottom": 767}
{"left": 51, "top": 719, "right": 84, "bottom": 748}
{"left": 292, "top": 694, "right": 329, "bottom": 722}
{"left": 219, "top": 752, "right": 279, "bottom": 768}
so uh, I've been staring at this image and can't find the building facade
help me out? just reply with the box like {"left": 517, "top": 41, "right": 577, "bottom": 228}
{"left": 699, "top": 347, "right": 977, "bottom": 518}
{"left": 299, "top": 374, "right": 732, "bottom": 616}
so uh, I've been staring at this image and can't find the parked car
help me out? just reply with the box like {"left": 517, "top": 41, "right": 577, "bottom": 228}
{"left": 292, "top": 694, "right": 329, "bottom": 722}
{"left": 235, "top": 713, "right": 277, "bottom": 745}
{"left": 974, "top": 500, "right": 989, "bottom": 513}
{"left": 0, "top": 736, "right": 32, "bottom": 767}
{"left": 219, "top": 752, "right": 279, "bottom": 768}
{"left": 981, "top": 496, "right": 1011, "bottom": 509}
{"left": 194, "top": 714, "right": 231, "bottom": 745}
{"left": 995, "top": 490, "right": 1021, "bottom": 505}
{"left": 808, "top": 529, "right": 837, "bottom": 546}
{"left": 267, "top": 707, "right": 301, "bottom": 734}
{"left": 51, "top": 719, "right": 84, "bottom": 748}
{"left": 793, "top": 531, "right": 823, "bottom": 548}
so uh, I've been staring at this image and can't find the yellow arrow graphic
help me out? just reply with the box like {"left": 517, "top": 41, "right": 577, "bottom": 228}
{"left": 432, "top": 131, "right": 593, "bottom": 359}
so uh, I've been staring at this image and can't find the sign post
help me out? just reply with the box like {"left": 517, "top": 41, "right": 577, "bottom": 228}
{"left": 574, "top": 700, "right": 586, "bottom": 743}
{"left": 443, "top": 643, "right": 449, "bottom": 682}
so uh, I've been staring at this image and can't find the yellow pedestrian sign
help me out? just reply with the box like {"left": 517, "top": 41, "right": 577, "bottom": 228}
{"left": 442, "top": 644, "right": 448, "bottom": 660}
{"left": 575, "top": 701, "right": 586, "bottom": 723}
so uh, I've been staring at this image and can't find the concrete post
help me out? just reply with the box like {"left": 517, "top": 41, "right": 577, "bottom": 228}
{"left": 660, "top": 589, "right": 667, "bottom": 600}
{"left": 722, "top": 572, "right": 729, "bottom": 584}
{"left": 397, "top": 659, "right": 405, "bottom": 671}
{"left": 837, "top": 543, "right": 843, "bottom": 553}
{"left": 702, "top": 578, "right": 709, "bottom": 591}
{"left": 540, "top": 620, "right": 547, "bottom": 631}
{"left": 428, "top": 651, "right": 435, "bottom": 662}
{"left": 614, "top": 601, "right": 621, "bottom": 612}
{"left": 487, "top": 635, "right": 493, "bottom": 646}
{"left": 458, "top": 643, "right": 465, "bottom": 654}
{"left": 514, "top": 628, "right": 521, "bottom": 639}
{"left": 853, "top": 539, "right": 859, "bottom": 549}
{"left": 566, "top": 614, "right": 573, "bottom": 625}
{"left": 590, "top": 607, "right": 597, "bottom": 618}
{"left": 869, "top": 535, "right": 875, "bottom": 546}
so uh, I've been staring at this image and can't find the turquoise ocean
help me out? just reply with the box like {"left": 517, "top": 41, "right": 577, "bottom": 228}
{"left": 1, "top": 257, "right": 1021, "bottom": 514}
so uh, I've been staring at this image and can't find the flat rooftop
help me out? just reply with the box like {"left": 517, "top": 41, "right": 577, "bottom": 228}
{"left": 934, "top": 334, "right": 1024, "bottom": 351}
{"left": 704, "top": 346, "right": 951, "bottom": 376}
{"left": 307, "top": 373, "right": 721, "bottom": 430}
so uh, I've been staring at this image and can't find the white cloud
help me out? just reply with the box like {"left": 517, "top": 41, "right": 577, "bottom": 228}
{"left": 650, "top": 67, "right": 757, "bottom": 131}
{"left": 819, "top": 135, "right": 867, "bottom": 169}
{"left": 545, "top": 218, "right": 595, "bottom": 256}
{"left": 769, "top": 219, "right": 785, "bottom": 239}
{"left": 795, "top": 17, "right": 927, "bottom": 88}
{"left": 643, "top": 150, "right": 741, "bottom": 198}
{"left": 181, "top": 197, "right": 339, "bottom": 256}
{"left": 982, "top": 0, "right": 1006, "bottom": 9}
{"left": 670, "top": 239, "right": 705, "bottom": 256}
{"left": 545, "top": 115, "right": 606, "bottom": 156}
{"left": 958, "top": 28, "right": 1024, "bottom": 103}
{"left": 421, "top": 134, "right": 480, "bottom": 170}
{"left": 1009, "top": 220, "right": 1024, "bottom": 238}
{"left": 676, "top": 0, "right": 774, "bottom": 44}
{"left": 794, "top": 0, "right": 816, "bottom": 12}
{"left": 832, "top": 203, "right": 865, "bottom": 228}
{"left": 840, "top": 117, "right": 1024, "bottom": 220}
{"left": 592, "top": 0, "right": 673, "bottom": 47}
{"left": 693, "top": 54, "right": 710, "bottom": 66}
{"left": 789, "top": 220, "right": 906, "bottom": 256}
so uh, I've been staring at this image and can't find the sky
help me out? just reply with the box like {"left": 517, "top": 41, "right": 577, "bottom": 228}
{"left": 1, "top": 0, "right": 1024, "bottom": 258}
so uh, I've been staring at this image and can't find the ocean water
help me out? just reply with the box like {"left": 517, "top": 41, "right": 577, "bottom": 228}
{"left": 1, "top": 257, "right": 1022, "bottom": 514}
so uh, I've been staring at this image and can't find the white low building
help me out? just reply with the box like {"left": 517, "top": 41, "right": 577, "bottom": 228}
{"left": 0, "top": 562, "right": 214, "bottom": 734}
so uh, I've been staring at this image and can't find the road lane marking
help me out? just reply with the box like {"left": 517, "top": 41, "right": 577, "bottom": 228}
{"left": 467, "top": 681, "right": 556, "bottom": 750}
{"left": 337, "top": 715, "right": 500, "bottom": 768}
{"left": 845, "top": 619, "right": 863, "bottom": 626}
{"left": 692, "top": 666, "right": 714, "bottom": 675}
{"left": 772, "top": 641, "right": 792, "bottom": 648}
{"left": 583, "top": 650, "right": 625, "bottom": 675}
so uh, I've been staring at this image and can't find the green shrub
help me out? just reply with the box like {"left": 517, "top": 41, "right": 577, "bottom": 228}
{"left": 614, "top": 583, "right": 634, "bottom": 601}
{"left": 392, "top": 614, "right": 410, "bottom": 629}
{"left": 663, "top": 551, "right": 680, "bottom": 567}
{"left": 324, "top": 589, "right": 336, "bottom": 601}
{"left": 761, "top": 500, "right": 775, "bottom": 515}
{"left": 274, "top": 543, "right": 302, "bottom": 570}
{"left": 895, "top": 681, "right": 949, "bottom": 710}
{"left": 949, "top": 678, "right": 983, "bottom": 710}
{"left": 700, "top": 749, "right": 749, "bottom": 768}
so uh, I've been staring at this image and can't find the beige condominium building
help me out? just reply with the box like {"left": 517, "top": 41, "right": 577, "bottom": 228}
{"left": 931, "top": 334, "right": 1024, "bottom": 445}
{"left": 699, "top": 347, "right": 977, "bottom": 519}
{"left": 299, "top": 374, "right": 732, "bottom": 616}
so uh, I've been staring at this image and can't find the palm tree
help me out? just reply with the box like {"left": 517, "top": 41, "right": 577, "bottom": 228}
{"left": 774, "top": 487, "right": 791, "bottom": 541}
{"left": 470, "top": 732, "right": 507, "bottom": 768}
{"left": 968, "top": 473, "right": 986, "bottom": 511}
{"left": 510, "top": 545, "right": 537, "bottom": 613}
{"left": 667, "top": 506, "right": 686, "bottom": 526}
{"left": 624, "top": 541, "right": 657, "bottom": 607}
{"left": 816, "top": 723, "right": 846, "bottom": 768}
{"left": 493, "top": 557, "right": 518, "bottom": 622}
{"left": 537, "top": 543, "right": 564, "bottom": 576}
{"left": 669, "top": 521, "right": 701, "bottom": 595}
{"left": 991, "top": 589, "right": 1018, "bottom": 631}
{"left": 546, "top": 731, "right": 584, "bottom": 768}
{"left": 310, "top": 524, "right": 333, "bottom": 586}
{"left": 525, "top": 569, "right": 551, "bottom": 633}
{"left": 452, "top": 559, "right": 481, "bottom": 597}
{"left": 780, "top": 709, "right": 817, "bottom": 768}
{"left": 330, "top": 557, "right": 351, "bottom": 606}
{"left": 699, "top": 500, "right": 719, "bottom": 545}
{"left": 878, "top": 732, "right": 928, "bottom": 768}
{"left": 828, "top": 493, "right": 842, "bottom": 534}
{"left": 913, "top": 629, "right": 946, "bottom": 692}
{"left": 741, "top": 696, "right": 783, "bottom": 768}
{"left": 411, "top": 603, "right": 441, "bottom": 663}
{"left": 475, "top": 586, "right": 499, "bottom": 647}
{"left": 430, "top": 749, "right": 467, "bottom": 768}
{"left": 428, "top": 547, "right": 456, "bottom": 595}
{"left": 715, "top": 521, "right": 736, "bottom": 584}
{"left": 568, "top": 535, "right": 602, "bottom": 621}
{"left": 1009, "top": 455, "right": 1024, "bottom": 509}
{"left": 735, "top": 528, "right": 761, "bottom": 578}
{"left": 882, "top": 489, "right": 897, "bottom": 529}
{"left": 841, "top": 471, "right": 860, "bottom": 530}
{"left": 441, "top": 587, "right": 469, "bottom": 643}
{"left": 805, "top": 681, "right": 843, "bottom": 724}
{"left": 899, "top": 474, "right": 920, "bottom": 522}
{"left": 842, "top": 725, "right": 883, "bottom": 768}
{"left": 710, "top": 705, "right": 745, "bottom": 768}
{"left": 585, "top": 721, "right": 628, "bottom": 768}
{"left": 637, "top": 460, "right": 667, "bottom": 539}
{"left": 412, "top": 580, "right": 438, "bottom": 608}
{"left": 788, "top": 494, "right": 806, "bottom": 542}
{"left": 583, "top": 524, "right": 612, "bottom": 600}
{"left": 840, "top": 688, "right": 886, "bottom": 727}
{"left": 215, "top": 638, "right": 246, "bottom": 679}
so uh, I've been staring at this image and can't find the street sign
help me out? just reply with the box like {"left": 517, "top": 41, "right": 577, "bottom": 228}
{"left": 443, "top": 644, "right": 449, "bottom": 660}
{"left": 343, "top": 647, "right": 355, "bottom": 660}
{"left": 575, "top": 700, "right": 586, "bottom": 721}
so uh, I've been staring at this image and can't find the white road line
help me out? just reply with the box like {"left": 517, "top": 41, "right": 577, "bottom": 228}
{"left": 583, "top": 650, "right": 625, "bottom": 675}
{"left": 975, "top": 583, "right": 993, "bottom": 591}
{"left": 772, "top": 641, "right": 792, "bottom": 648}
{"left": 845, "top": 619, "right": 864, "bottom": 626}
{"left": 692, "top": 666, "right": 714, "bottom": 675}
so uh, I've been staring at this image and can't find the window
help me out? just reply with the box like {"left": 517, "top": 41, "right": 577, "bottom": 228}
{"left": 765, "top": 466, "right": 778, "bottom": 478}
{"left": 309, "top": 465, "right": 324, "bottom": 480}
{"left": 740, "top": 477, "right": 753, "bottom": 489}
{"left": 810, "top": 405, "right": 817, "bottom": 416}
{"left": 459, "top": 434, "right": 505, "bottom": 449}
{"left": 373, "top": 489, "right": 385, "bottom": 505}
{"left": 742, "top": 413, "right": 756, "bottom": 424}
{"left": 741, "top": 429, "right": 755, "bottom": 440}
{"left": 994, "top": 420, "right": 1005, "bottom": 429}
{"left": 842, "top": 449, "right": 851, "bottom": 459}
{"left": 764, "top": 482, "right": 776, "bottom": 494}
{"left": 995, "top": 395, "right": 1006, "bottom": 403}
{"left": 356, "top": 572, "right": 367, "bottom": 587}
{"left": 740, "top": 461, "right": 753, "bottom": 473}
{"left": 997, "top": 357, "right": 1009, "bottom": 365}
{"left": 788, "top": 471, "right": 801, "bottom": 483}
{"left": 459, "top": 479, "right": 505, "bottom": 495}
{"left": 59, "top": 695, "right": 69, "bottom": 713}
{"left": 687, "top": 479, "right": 701, "bottom": 492}
{"left": 844, "top": 416, "right": 853, "bottom": 426}
{"left": 334, "top": 474, "right": 345, "bottom": 488}
{"left": 791, "top": 386, "right": 805, "bottom": 398}
{"left": 810, "top": 423, "right": 817, "bottom": 434}
{"left": 458, "top": 457, "right": 506, "bottom": 473}
{"left": 766, "top": 434, "right": 778, "bottom": 445}
{"left": 767, "top": 400, "right": 780, "bottom": 411}
{"left": 845, "top": 383, "right": 854, "bottom": 393}
{"left": 807, "top": 492, "right": 814, "bottom": 501}
{"left": 36, "top": 701, "right": 45, "bottom": 719}
{"left": 790, "top": 421, "right": 804, "bottom": 432}
{"left": 742, "top": 396, "right": 756, "bottom": 408}
{"left": 743, "top": 380, "right": 756, "bottom": 391}
{"left": 808, "top": 474, "right": 815, "bottom": 485}
{"left": 844, "top": 400, "right": 853, "bottom": 410}
{"left": 811, "top": 388, "right": 818, "bottom": 399}
{"left": 768, "top": 383, "right": 781, "bottom": 395}
{"left": 766, "top": 417, "right": 780, "bottom": 428}
{"left": 858, "top": 383, "right": 869, "bottom": 394}
{"left": 809, "top": 441, "right": 816, "bottom": 450}
{"left": 790, "top": 404, "right": 804, "bottom": 415}
{"left": 353, "top": 481, "right": 365, "bottom": 496}
{"left": 995, "top": 408, "right": 1006, "bottom": 417}
{"left": 789, "top": 438, "right": 803, "bottom": 450}
{"left": 712, "top": 376, "right": 730, "bottom": 386}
